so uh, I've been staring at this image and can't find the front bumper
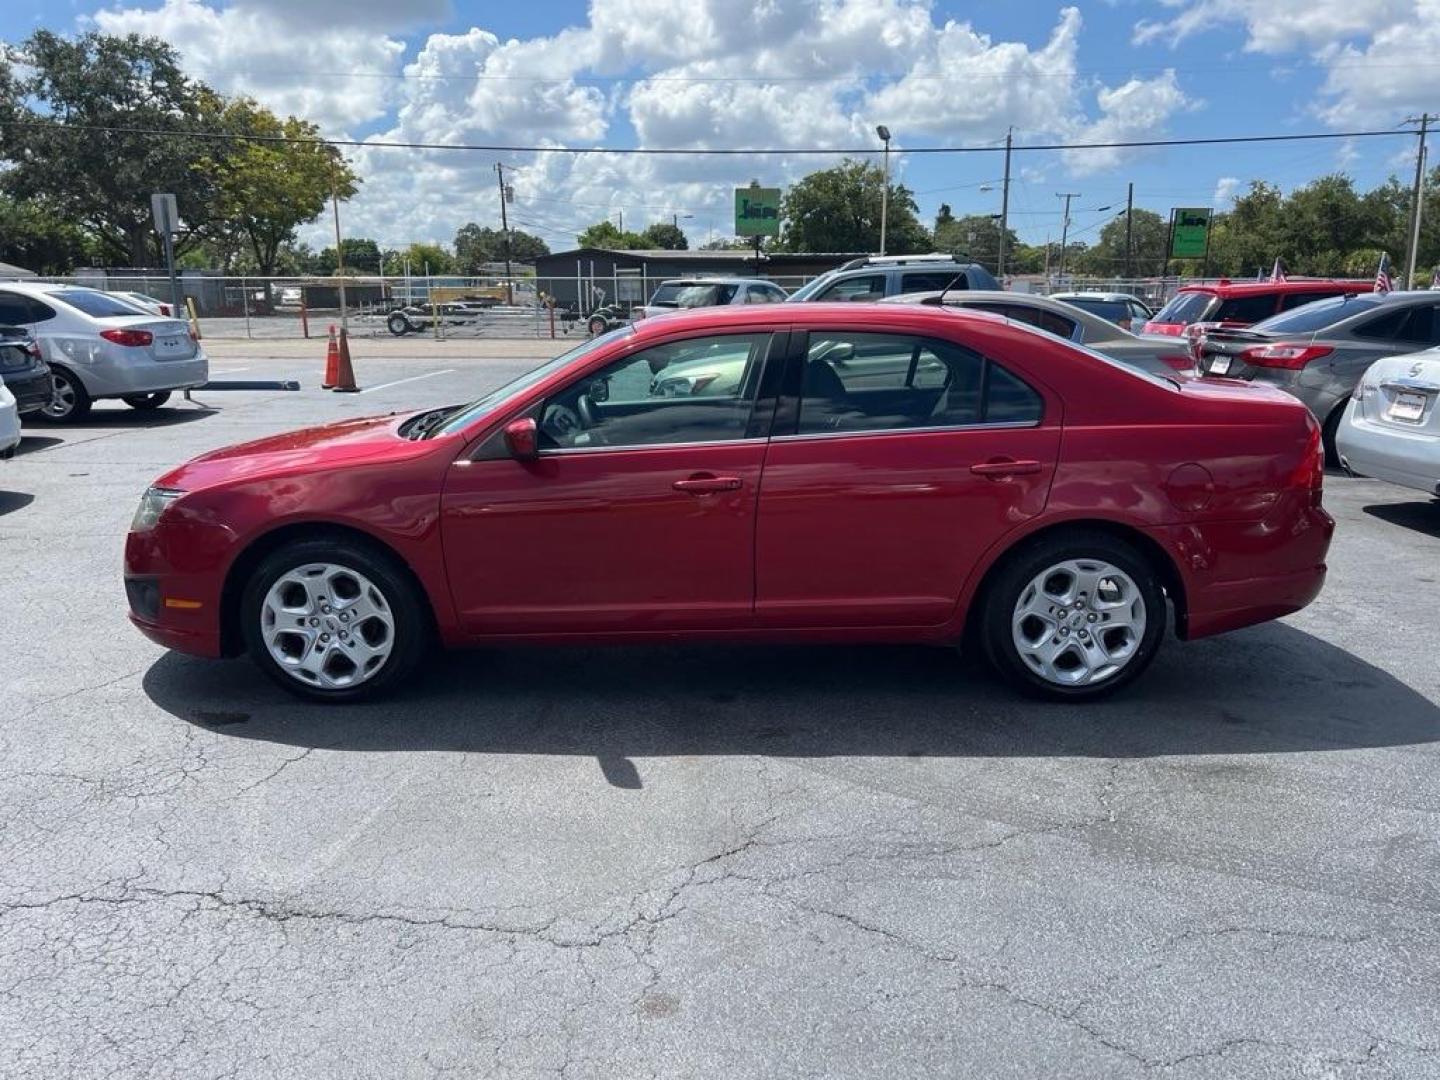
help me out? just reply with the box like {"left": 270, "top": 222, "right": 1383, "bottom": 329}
{"left": 124, "top": 519, "right": 236, "bottom": 659}
{"left": 1337, "top": 407, "right": 1440, "bottom": 497}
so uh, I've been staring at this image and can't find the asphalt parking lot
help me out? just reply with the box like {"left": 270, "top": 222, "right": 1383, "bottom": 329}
{"left": 2, "top": 351, "right": 1438, "bottom": 1079}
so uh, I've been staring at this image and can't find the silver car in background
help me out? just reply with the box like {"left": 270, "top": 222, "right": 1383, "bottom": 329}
{"left": 1337, "top": 349, "right": 1440, "bottom": 497}
{"left": 883, "top": 290, "right": 1196, "bottom": 378}
{"left": 0, "top": 282, "right": 208, "bottom": 422}
{"left": 1049, "top": 291, "right": 1155, "bottom": 332}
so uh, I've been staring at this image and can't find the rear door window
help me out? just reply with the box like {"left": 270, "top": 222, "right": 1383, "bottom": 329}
{"left": 966, "top": 302, "right": 1075, "bottom": 339}
{"left": 1350, "top": 308, "right": 1411, "bottom": 340}
{"left": 1279, "top": 290, "right": 1345, "bottom": 311}
{"left": 1213, "top": 294, "right": 1280, "bottom": 323}
{"left": 1394, "top": 304, "right": 1440, "bottom": 345}
{"left": 816, "top": 275, "right": 885, "bottom": 302}
{"left": 0, "top": 293, "right": 31, "bottom": 325}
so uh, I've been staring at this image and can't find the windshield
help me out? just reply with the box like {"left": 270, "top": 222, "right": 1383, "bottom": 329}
{"left": 1251, "top": 293, "right": 1384, "bottom": 334}
{"left": 649, "top": 283, "right": 733, "bottom": 308}
{"left": 786, "top": 273, "right": 836, "bottom": 302}
{"left": 1062, "top": 298, "right": 1131, "bottom": 323}
{"left": 434, "top": 327, "right": 634, "bottom": 436}
{"left": 54, "top": 288, "right": 161, "bottom": 319}
{"left": 1150, "top": 291, "right": 1215, "bottom": 325}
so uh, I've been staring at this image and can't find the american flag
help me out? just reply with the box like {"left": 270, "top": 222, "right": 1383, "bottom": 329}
{"left": 1270, "top": 257, "right": 1287, "bottom": 283}
{"left": 1375, "top": 252, "right": 1393, "bottom": 294}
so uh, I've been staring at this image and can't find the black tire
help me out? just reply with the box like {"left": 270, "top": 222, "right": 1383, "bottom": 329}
{"left": 1322, "top": 402, "right": 1345, "bottom": 468}
{"left": 122, "top": 391, "right": 172, "bottom": 411}
{"left": 980, "top": 530, "right": 1167, "bottom": 702}
{"left": 588, "top": 316, "right": 608, "bottom": 336}
{"left": 39, "top": 367, "right": 91, "bottom": 423}
{"left": 240, "top": 537, "right": 430, "bottom": 703}
{"left": 387, "top": 313, "right": 412, "bottom": 337}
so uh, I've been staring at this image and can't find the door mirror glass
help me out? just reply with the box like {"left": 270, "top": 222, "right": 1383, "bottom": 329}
{"left": 503, "top": 417, "right": 539, "bottom": 460}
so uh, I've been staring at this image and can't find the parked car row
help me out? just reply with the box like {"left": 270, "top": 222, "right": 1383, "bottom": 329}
{"left": 0, "top": 282, "right": 208, "bottom": 426}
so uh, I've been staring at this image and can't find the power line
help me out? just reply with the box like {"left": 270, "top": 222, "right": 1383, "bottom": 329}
{"left": 0, "top": 118, "right": 1413, "bottom": 157}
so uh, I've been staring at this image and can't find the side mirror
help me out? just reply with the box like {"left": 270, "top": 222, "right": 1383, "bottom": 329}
{"left": 503, "top": 417, "right": 539, "bottom": 461}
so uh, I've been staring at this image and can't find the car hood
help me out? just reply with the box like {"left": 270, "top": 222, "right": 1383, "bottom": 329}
{"left": 155, "top": 412, "right": 429, "bottom": 490}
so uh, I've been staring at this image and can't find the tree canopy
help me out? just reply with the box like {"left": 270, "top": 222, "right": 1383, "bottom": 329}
{"left": 454, "top": 223, "right": 549, "bottom": 272}
{"left": 777, "top": 159, "right": 930, "bottom": 254}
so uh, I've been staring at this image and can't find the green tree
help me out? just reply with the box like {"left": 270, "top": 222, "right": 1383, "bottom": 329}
{"left": 933, "top": 213, "right": 1015, "bottom": 272}
{"left": 636, "top": 222, "right": 688, "bottom": 250}
{"left": 382, "top": 242, "right": 454, "bottom": 276}
{"left": 577, "top": 220, "right": 643, "bottom": 249}
{"left": 1075, "top": 209, "right": 1169, "bottom": 277}
{"left": 777, "top": 159, "right": 930, "bottom": 254}
{"left": 200, "top": 97, "right": 358, "bottom": 278}
{"left": 0, "top": 195, "right": 96, "bottom": 273}
{"left": 315, "top": 238, "right": 382, "bottom": 275}
{"left": 1206, "top": 180, "right": 1283, "bottom": 278}
{"left": 0, "top": 31, "right": 222, "bottom": 265}
{"left": 453, "top": 223, "right": 548, "bottom": 272}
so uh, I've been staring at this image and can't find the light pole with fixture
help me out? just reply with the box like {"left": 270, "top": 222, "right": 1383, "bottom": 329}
{"left": 876, "top": 125, "right": 891, "bottom": 255}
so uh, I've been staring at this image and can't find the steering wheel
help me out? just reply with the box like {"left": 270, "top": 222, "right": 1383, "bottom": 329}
{"left": 576, "top": 393, "right": 599, "bottom": 430}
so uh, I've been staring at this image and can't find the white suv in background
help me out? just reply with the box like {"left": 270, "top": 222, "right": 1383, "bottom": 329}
{"left": 633, "top": 277, "right": 788, "bottom": 320}
{"left": 0, "top": 283, "right": 208, "bottom": 422}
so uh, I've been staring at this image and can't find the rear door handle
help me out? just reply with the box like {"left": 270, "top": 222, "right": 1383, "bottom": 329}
{"left": 673, "top": 474, "right": 743, "bottom": 494}
{"left": 970, "top": 459, "right": 1043, "bottom": 478}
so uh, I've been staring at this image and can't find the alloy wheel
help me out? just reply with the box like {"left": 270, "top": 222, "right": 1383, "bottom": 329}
{"left": 1010, "top": 558, "right": 1147, "bottom": 687}
{"left": 260, "top": 562, "right": 396, "bottom": 690}
{"left": 43, "top": 372, "right": 78, "bottom": 420}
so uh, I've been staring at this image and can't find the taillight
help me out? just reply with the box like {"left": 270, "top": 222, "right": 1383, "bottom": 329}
{"left": 1288, "top": 420, "right": 1325, "bottom": 507}
{"left": 1241, "top": 343, "right": 1333, "bottom": 369}
{"left": 100, "top": 328, "right": 155, "bottom": 347}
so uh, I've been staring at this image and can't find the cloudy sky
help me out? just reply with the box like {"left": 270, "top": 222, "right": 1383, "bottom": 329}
{"left": 12, "top": 0, "right": 1440, "bottom": 251}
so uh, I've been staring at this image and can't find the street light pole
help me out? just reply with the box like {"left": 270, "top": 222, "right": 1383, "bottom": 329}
{"left": 1405, "top": 113, "right": 1433, "bottom": 289}
{"left": 876, "top": 125, "right": 891, "bottom": 256}
{"left": 998, "top": 127, "right": 1012, "bottom": 280}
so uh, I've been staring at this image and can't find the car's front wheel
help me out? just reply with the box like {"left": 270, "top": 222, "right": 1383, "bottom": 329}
{"left": 122, "top": 391, "right": 172, "bottom": 411}
{"left": 981, "top": 531, "right": 1166, "bottom": 700}
{"left": 41, "top": 367, "right": 91, "bottom": 423}
{"left": 387, "top": 313, "right": 412, "bottom": 336}
{"left": 240, "top": 538, "right": 429, "bottom": 702}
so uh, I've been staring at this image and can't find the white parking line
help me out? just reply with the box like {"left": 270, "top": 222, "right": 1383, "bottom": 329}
{"left": 358, "top": 369, "right": 457, "bottom": 394}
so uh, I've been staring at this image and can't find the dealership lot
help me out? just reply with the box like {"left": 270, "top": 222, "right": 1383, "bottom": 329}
{"left": 2, "top": 352, "right": 1439, "bottom": 1078}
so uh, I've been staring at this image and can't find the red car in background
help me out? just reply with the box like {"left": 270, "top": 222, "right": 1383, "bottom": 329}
{"left": 1143, "top": 279, "right": 1370, "bottom": 337}
{"left": 125, "top": 304, "right": 1332, "bottom": 704}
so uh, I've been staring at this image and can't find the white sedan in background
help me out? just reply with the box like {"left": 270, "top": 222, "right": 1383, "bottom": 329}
{"left": 0, "top": 283, "right": 208, "bottom": 422}
{"left": 1338, "top": 349, "right": 1440, "bottom": 497}
{"left": 109, "top": 290, "right": 175, "bottom": 317}
{"left": 0, "top": 383, "right": 20, "bottom": 458}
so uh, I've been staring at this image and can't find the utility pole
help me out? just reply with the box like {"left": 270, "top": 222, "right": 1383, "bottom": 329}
{"left": 1405, "top": 114, "right": 1433, "bottom": 289}
{"left": 331, "top": 186, "right": 348, "bottom": 331}
{"left": 998, "top": 127, "right": 1012, "bottom": 280}
{"left": 1124, "top": 181, "right": 1134, "bottom": 280}
{"left": 1056, "top": 192, "right": 1080, "bottom": 282}
{"left": 876, "top": 125, "right": 892, "bottom": 256}
{"left": 495, "top": 162, "right": 513, "bottom": 305}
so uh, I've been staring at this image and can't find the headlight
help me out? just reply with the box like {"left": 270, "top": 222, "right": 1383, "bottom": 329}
{"left": 131, "top": 486, "right": 184, "bottom": 532}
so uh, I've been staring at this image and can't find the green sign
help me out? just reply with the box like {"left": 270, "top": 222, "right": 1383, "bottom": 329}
{"left": 1169, "top": 207, "right": 1212, "bottom": 259}
{"left": 735, "top": 186, "right": 781, "bottom": 237}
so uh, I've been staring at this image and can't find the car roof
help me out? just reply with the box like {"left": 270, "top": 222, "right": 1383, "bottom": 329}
{"left": 0, "top": 282, "right": 73, "bottom": 295}
{"left": 883, "top": 289, "right": 1127, "bottom": 338}
{"left": 1174, "top": 279, "right": 1370, "bottom": 297}
{"left": 1051, "top": 291, "right": 1143, "bottom": 302}
{"left": 656, "top": 277, "right": 774, "bottom": 286}
{"left": 629, "top": 300, "right": 1007, "bottom": 341}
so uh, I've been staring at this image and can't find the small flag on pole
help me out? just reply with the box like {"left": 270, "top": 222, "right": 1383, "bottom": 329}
{"left": 1269, "top": 257, "right": 1287, "bottom": 283}
{"left": 1374, "top": 252, "right": 1393, "bottom": 294}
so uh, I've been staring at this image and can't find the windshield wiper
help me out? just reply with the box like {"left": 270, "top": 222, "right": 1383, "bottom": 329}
{"left": 405, "top": 405, "right": 462, "bottom": 440}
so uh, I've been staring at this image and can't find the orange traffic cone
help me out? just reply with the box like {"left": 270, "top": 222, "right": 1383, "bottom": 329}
{"left": 321, "top": 325, "right": 339, "bottom": 389}
{"left": 331, "top": 327, "right": 360, "bottom": 393}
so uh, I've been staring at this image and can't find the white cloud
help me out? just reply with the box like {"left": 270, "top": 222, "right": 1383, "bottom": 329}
{"left": 1132, "top": 0, "right": 1414, "bottom": 52}
{"left": 90, "top": 0, "right": 405, "bottom": 130}
{"left": 1213, "top": 176, "right": 1240, "bottom": 205}
{"left": 83, "top": 0, "right": 1201, "bottom": 250}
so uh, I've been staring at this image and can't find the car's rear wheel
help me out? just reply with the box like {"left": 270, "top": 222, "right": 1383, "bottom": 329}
{"left": 122, "top": 391, "right": 172, "bottom": 411}
{"left": 1322, "top": 402, "right": 1346, "bottom": 468}
{"left": 40, "top": 367, "right": 91, "bottom": 423}
{"left": 241, "top": 538, "right": 428, "bottom": 703}
{"left": 981, "top": 532, "right": 1166, "bottom": 701}
{"left": 387, "top": 313, "right": 412, "bottom": 336}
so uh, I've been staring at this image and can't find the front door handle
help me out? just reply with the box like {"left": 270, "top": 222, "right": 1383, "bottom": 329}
{"left": 673, "top": 474, "right": 743, "bottom": 494}
{"left": 970, "top": 458, "right": 1043, "bottom": 478}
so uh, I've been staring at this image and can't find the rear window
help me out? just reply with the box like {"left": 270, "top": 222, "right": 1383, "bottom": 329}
{"left": 1062, "top": 297, "right": 1130, "bottom": 323}
{"left": 53, "top": 288, "right": 154, "bottom": 318}
{"left": 1151, "top": 291, "right": 1215, "bottom": 325}
{"left": 1213, "top": 294, "right": 1280, "bottom": 323}
{"left": 1254, "top": 294, "right": 1384, "bottom": 334}
{"left": 1279, "top": 289, "right": 1346, "bottom": 311}
{"left": 648, "top": 283, "right": 737, "bottom": 308}
{"left": 899, "top": 271, "right": 963, "bottom": 294}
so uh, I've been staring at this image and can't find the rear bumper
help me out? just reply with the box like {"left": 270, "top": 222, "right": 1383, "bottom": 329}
{"left": 1337, "top": 409, "right": 1440, "bottom": 497}
{"left": 1152, "top": 498, "right": 1335, "bottom": 640}
{"left": 61, "top": 349, "right": 209, "bottom": 399}
{"left": 1, "top": 366, "right": 53, "bottom": 414}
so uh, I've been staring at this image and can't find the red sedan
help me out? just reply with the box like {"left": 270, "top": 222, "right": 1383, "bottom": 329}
{"left": 125, "top": 304, "right": 1333, "bottom": 702}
